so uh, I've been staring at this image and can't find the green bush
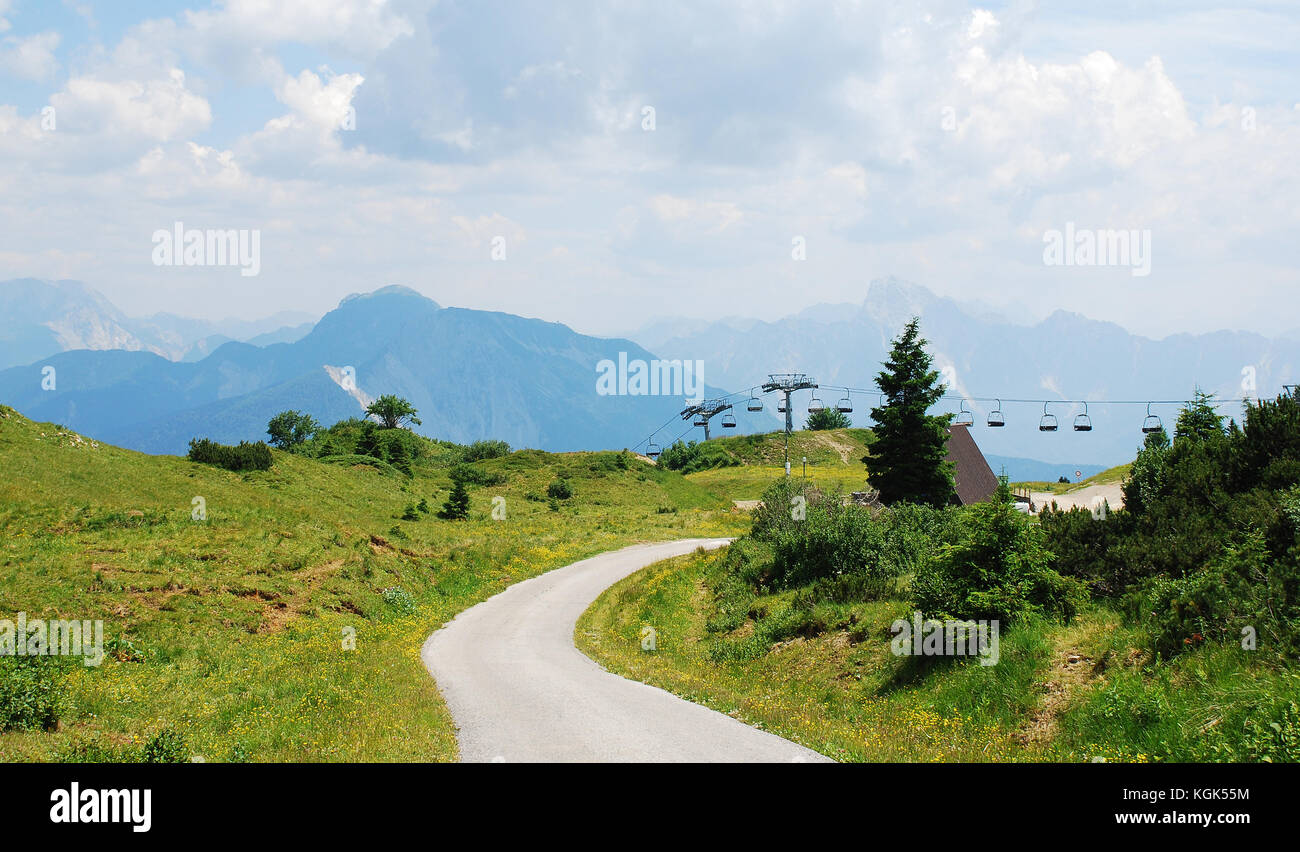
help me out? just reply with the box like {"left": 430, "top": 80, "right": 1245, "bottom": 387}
{"left": 912, "top": 482, "right": 1084, "bottom": 624}
{"left": 546, "top": 476, "right": 573, "bottom": 500}
{"left": 658, "top": 440, "right": 738, "bottom": 473}
{"left": 753, "top": 477, "right": 963, "bottom": 601}
{"left": 1133, "top": 530, "right": 1300, "bottom": 658}
{"left": 450, "top": 463, "right": 506, "bottom": 487}
{"left": 0, "top": 657, "right": 66, "bottom": 731}
{"left": 187, "top": 438, "right": 273, "bottom": 472}
{"left": 1041, "top": 391, "right": 1300, "bottom": 657}
{"left": 750, "top": 477, "right": 822, "bottom": 543}
{"left": 141, "top": 728, "right": 189, "bottom": 763}
{"left": 461, "top": 440, "right": 511, "bottom": 462}
{"left": 1037, "top": 506, "right": 1137, "bottom": 598}
{"left": 769, "top": 500, "right": 892, "bottom": 593}
{"left": 381, "top": 586, "right": 417, "bottom": 615}
{"left": 322, "top": 419, "right": 423, "bottom": 474}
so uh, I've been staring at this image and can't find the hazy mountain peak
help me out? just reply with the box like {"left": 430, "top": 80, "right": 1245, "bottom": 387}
{"left": 859, "top": 276, "right": 939, "bottom": 328}
{"left": 338, "top": 285, "right": 438, "bottom": 309}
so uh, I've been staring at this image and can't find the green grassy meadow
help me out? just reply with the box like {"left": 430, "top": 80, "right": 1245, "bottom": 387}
{"left": 0, "top": 405, "right": 746, "bottom": 761}
{"left": 578, "top": 520, "right": 1300, "bottom": 763}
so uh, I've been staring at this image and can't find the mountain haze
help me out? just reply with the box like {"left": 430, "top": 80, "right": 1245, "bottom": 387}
{"left": 0, "top": 286, "right": 739, "bottom": 454}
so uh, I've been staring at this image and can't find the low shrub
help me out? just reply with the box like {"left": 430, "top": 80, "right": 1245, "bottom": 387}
{"left": 461, "top": 439, "right": 511, "bottom": 462}
{"left": 658, "top": 440, "right": 738, "bottom": 473}
{"left": 450, "top": 463, "right": 506, "bottom": 487}
{"left": 381, "top": 586, "right": 417, "bottom": 615}
{"left": 141, "top": 728, "right": 190, "bottom": 763}
{"left": 547, "top": 476, "right": 573, "bottom": 500}
{"left": 187, "top": 438, "right": 273, "bottom": 472}
{"left": 1132, "top": 530, "right": 1300, "bottom": 659}
{"left": 0, "top": 657, "right": 66, "bottom": 731}
{"left": 912, "top": 482, "right": 1085, "bottom": 624}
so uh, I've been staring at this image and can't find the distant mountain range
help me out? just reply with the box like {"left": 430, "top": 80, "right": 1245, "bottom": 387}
{"left": 0, "top": 284, "right": 742, "bottom": 454}
{"left": 2, "top": 276, "right": 1295, "bottom": 472}
{"left": 0, "top": 278, "right": 314, "bottom": 367}
{"left": 622, "top": 277, "right": 1300, "bottom": 468}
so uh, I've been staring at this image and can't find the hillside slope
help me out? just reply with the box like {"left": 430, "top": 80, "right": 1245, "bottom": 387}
{"left": 0, "top": 405, "right": 745, "bottom": 761}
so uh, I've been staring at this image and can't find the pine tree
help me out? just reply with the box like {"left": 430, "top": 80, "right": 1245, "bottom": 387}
{"left": 1174, "top": 387, "right": 1224, "bottom": 444}
{"left": 866, "top": 318, "right": 955, "bottom": 507}
{"left": 440, "top": 479, "right": 471, "bottom": 520}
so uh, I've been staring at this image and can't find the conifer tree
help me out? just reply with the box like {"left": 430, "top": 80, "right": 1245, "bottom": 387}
{"left": 866, "top": 318, "right": 955, "bottom": 507}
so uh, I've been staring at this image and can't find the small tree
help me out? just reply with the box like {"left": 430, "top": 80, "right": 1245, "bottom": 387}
{"left": 866, "top": 318, "right": 955, "bottom": 507}
{"left": 547, "top": 476, "right": 573, "bottom": 500}
{"left": 266, "top": 410, "right": 319, "bottom": 450}
{"left": 1123, "top": 426, "right": 1170, "bottom": 517}
{"left": 367, "top": 395, "right": 421, "bottom": 429}
{"left": 440, "top": 479, "right": 470, "bottom": 520}
{"left": 1175, "top": 387, "right": 1224, "bottom": 444}
{"left": 805, "top": 407, "right": 851, "bottom": 430}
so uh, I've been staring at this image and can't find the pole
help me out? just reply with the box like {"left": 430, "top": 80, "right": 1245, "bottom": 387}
{"left": 783, "top": 389, "right": 792, "bottom": 476}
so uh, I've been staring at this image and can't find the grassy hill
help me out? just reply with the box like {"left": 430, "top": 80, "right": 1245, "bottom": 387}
{"left": 666, "top": 428, "right": 875, "bottom": 503}
{"left": 0, "top": 405, "right": 746, "bottom": 761}
{"left": 1012, "top": 463, "right": 1133, "bottom": 495}
{"left": 578, "top": 537, "right": 1300, "bottom": 763}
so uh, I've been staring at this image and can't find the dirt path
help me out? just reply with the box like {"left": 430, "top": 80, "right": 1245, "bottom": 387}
{"left": 1030, "top": 482, "right": 1125, "bottom": 514}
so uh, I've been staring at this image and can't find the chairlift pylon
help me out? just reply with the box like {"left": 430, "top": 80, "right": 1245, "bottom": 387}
{"left": 955, "top": 400, "right": 974, "bottom": 427}
{"left": 1039, "top": 401, "right": 1059, "bottom": 432}
{"left": 1073, "top": 401, "right": 1093, "bottom": 432}
{"left": 1141, "top": 402, "right": 1163, "bottom": 434}
{"left": 987, "top": 399, "right": 1005, "bottom": 427}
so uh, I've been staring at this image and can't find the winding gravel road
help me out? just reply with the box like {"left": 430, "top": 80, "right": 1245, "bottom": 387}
{"left": 421, "top": 538, "right": 831, "bottom": 763}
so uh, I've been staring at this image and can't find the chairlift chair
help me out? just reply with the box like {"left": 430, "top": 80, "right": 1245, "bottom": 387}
{"left": 987, "top": 399, "right": 1005, "bottom": 427}
{"left": 837, "top": 395, "right": 853, "bottom": 413}
{"left": 721, "top": 413, "right": 737, "bottom": 428}
{"left": 777, "top": 399, "right": 788, "bottom": 413}
{"left": 955, "top": 400, "right": 974, "bottom": 427}
{"left": 693, "top": 414, "right": 707, "bottom": 427}
{"left": 1141, "top": 402, "right": 1163, "bottom": 434}
{"left": 1039, "top": 401, "right": 1058, "bottom": 432}
{"left": 646, "top": 441, "right": 661, "bottom": 459}
{"left": 808, "top": 396, "right": 825, "bottom": 413}
{"left": 1073, "top": 401, "right": 1093, "bottom": 432}
{"left": 747, "top": 390, "right": 764, "bottom": 412}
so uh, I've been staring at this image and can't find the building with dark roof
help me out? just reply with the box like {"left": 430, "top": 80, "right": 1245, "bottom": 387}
{"left": 944, "top": 424, "right": 1000, "bottom": 505}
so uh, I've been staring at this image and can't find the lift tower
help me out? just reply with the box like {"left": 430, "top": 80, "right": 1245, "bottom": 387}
{"left": 680, "top": 399, "right": 734, "bottom": 442}
{"left": 761, "top": 373, "right": 817, "bottom": 475}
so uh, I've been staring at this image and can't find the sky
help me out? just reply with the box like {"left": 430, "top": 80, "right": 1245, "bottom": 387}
{"left": 1, "top": 0, "right": 1298, "bottom": 339}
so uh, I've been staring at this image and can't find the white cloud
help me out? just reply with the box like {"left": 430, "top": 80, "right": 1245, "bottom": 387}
{"left": 1, "top": 1, "right": 1298, "bottom": 338}
{"left": 53, "top": 69, "right": 211, "bottom": 141}
{"left": 184, "top": 0, "right": 413, "bottom": 57}
{"left": 0, "top": 31, "right": 59, "bottom": 80}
